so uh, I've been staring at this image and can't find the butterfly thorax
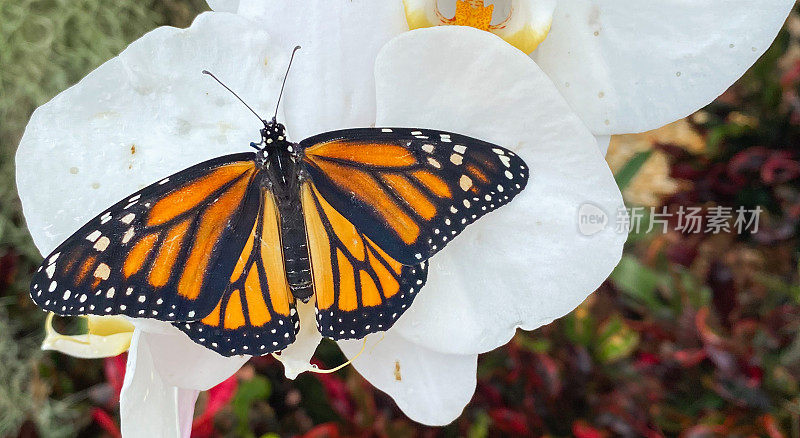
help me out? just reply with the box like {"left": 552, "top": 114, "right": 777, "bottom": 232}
{"left": 254, "top": 120, "right": 314, "bottom": 302}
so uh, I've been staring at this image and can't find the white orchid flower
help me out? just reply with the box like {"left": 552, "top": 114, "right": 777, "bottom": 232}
{"left": 15, "top": 3, "right": 657, "bottom": 434}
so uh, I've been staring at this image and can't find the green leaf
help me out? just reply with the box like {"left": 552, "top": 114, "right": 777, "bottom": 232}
{"left": 614, "top": 150, "right": 653, "bottom": 191}
{"left": 610, "top": 256, "right": 665, "bottom": 311}
{"left": 515, "top": 335, "right": 551, "bottom": 354}
{"left": 467, "top": 411, "right": 491, "bottom": 438}
{"left": 596, "top": 317, "right": 640, "bottom": 363}
{"left": 232, "top": 375, "right": 271, "bottom": 437}
{"left": 563, "top": 307, "right": 595, "bottom": 347}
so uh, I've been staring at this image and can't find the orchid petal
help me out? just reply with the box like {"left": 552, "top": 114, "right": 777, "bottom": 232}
{"left": 144, "top": 326, "right": 248, "bottom": 390}
{"left": 119, "top": 330, "right": 184, "bottom": 438}
{"left": 120, "top": 329, "right": 245, "bottom": 437}
{"left": 375, "top": 27, "right": 626, "bottom": 355}
{"left": 532, "top": 0, "right": 794, "bottom": 134}
{"left": 16, "top": 12, "right": 286, "bottom": 254}
{"left": 236, "top": 0, "right": 409, "bottom": 140}
{"left": 338, "top": 332, "right": 477, "bottom": 426}
{"left": 177, "top": 389, "right": 201, "bottom": 438}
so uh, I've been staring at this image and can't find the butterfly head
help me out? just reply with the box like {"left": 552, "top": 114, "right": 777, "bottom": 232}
{"left": 253, "top": 119, "right": 295, "bottom": 163}
{"left": 260, "top": 119, "right": 287, "bottom": 146}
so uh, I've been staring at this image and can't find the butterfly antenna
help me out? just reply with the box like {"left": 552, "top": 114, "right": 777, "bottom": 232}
{"left": 202, "top": 70, "right": 266, "bottom": 125}
{"left": 273, "top": 45, "right": 301, "bottom": 121}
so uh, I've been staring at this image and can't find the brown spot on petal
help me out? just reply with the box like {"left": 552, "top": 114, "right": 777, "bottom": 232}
{"left": 394, "top": 360, "right": 402, "bottom": 381}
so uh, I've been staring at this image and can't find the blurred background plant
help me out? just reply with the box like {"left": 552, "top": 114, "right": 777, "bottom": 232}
{"left": 1, "top": 1, "right": 799, "bottom": 437}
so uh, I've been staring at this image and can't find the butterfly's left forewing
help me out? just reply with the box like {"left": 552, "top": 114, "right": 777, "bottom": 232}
{"left": 30, "top": 154, "right": 260, "bottom": 321}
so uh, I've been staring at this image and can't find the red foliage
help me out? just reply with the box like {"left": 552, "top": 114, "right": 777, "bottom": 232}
{"left": 91, "top": 408, "right": 121, "bottom": 438}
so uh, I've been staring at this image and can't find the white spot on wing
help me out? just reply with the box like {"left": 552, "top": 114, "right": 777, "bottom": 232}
{"left": 122, "top": 227, "right": 135, "bottom": 244}
{"left": 93, "top": 236, "right": 110, "bottom": 252}
{"left": 94, "top": 263, "right": 111, "bottom": 280}
{"left": 86, "top": 230, "right": 102, "bottom": 242}
{"left": 459, "top": 175, "right": 473, "bottom": 191}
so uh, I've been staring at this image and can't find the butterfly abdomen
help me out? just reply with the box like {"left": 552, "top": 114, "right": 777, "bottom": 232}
{"left": 277, "top": 199, "right": 314, "bottom": 302}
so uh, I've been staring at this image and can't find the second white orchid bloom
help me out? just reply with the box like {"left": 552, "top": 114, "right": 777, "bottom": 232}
{"left": 397, "top": 0, "right": 795, "bottom": 141}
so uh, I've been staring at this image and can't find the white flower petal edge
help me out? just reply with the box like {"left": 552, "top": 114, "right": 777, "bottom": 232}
{"left": 595, "top": 135, "right": 611, "bottom": 156}
{"left": 338, "top": 332, "right": 477, "bottom": 426}
{"left": 205, "top": 0, "right": 239, "bottom": 13}
{"left": 375, "top": 27, "right": 626, "bottom": 355}
{"left": 533, "top": 0, "right": 794, "bottom": 135}
{"left": 235, "top": 0, "right": 409, "bottom": 141}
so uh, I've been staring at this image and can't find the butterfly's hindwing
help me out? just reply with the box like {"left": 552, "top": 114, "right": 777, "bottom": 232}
{"left": 176, "top": 187, "right": 300, "bottom": 356}
{"left": 30, "top": 153, "right": 259, "bottom": 321}
{"left": 302, "top": 182, "right": 426, "bottom": 340}
{"left": 300, "top": 128, "right": 529, "bottom": 265}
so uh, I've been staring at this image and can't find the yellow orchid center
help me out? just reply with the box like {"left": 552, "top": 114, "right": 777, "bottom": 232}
{"left": 453, "top": 0, "right": 495, "bottom": 31}
{"left": 403, "top": 0, "right": 556, "bottom": 54}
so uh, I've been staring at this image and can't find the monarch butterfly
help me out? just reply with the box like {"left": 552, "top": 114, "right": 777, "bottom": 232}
{"left": 29, "top": 47, "right": 529, "bottom": 356}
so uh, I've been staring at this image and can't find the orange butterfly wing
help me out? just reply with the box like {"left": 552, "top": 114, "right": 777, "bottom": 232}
{"left": 301, "top": 128, "right": 528, "bottom": 266}
{"left": 30, "top": 154, "right": 260, "bottom": 322}
{"left": 298, "top": 127, "right": 527, "bottom": 340}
